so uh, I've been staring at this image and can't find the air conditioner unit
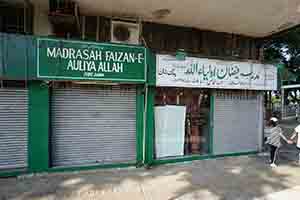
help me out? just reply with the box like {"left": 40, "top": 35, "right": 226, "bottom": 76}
{"left": 111, "top": 20, "right": 140, "bottom": 45}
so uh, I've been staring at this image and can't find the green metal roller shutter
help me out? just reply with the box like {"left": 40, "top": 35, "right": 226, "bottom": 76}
{"left": 0, "top": 88, "right": 28, "bottom": 170}
{"left": 51, "top": 85, "right": 137, "bottom": 167}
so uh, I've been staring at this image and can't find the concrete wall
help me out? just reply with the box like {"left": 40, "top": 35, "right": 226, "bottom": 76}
{"left": 31, "top": 0, "right": 52, "bottom": 36}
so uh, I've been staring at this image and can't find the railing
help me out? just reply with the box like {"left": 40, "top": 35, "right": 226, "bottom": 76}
{"left": 281, "top": 104, "right": 299, "bottom": 119}
{"left": 49, "top": 0, "right": 75, "bottom": 14}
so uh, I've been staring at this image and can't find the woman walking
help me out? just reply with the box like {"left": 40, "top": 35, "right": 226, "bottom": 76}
{"left": 266, "top": 117, "right": 292, "bottom": 167}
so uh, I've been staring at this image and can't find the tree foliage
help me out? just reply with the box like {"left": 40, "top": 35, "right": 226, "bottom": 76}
{"left": 264, "top": 28, "right": 300, "bottom": 76}
{"left": 264, "top": 28, "right": 300, "bottom": 106}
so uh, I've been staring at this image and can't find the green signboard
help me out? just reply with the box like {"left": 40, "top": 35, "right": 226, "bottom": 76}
{"left": 37, "top": 38, "right": 146, "bottom": 82}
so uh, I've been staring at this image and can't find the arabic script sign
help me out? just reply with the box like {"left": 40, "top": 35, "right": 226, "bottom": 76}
{"left": 37, "top": 38, "right": 146, "bottom": 82}
{"left": 156, "top": 55, "right": 277, "bottom": 90}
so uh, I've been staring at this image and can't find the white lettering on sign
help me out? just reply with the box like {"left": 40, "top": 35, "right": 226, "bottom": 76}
{"left": 138, "top": 53, "right": 144, "bottom": 64}
{"left": 98, "top": 62, "right": 123, "bottom": 73}
{"left": 47, "top": 47, "right": 56, "bottom": 58}
{"left": 156, "top": 54, "right": 277, "bottom": 90}
{"left": 47, "top": 47, "right": 103, "bottom": 61}
{"left": 104, "top": 51, "right": 141, "bottom": 63}
{"left": 46, "top": 47, "right": 144, "bottom": 75}
{"left": 67, "top": 60, "right": 97, "bottom": 72}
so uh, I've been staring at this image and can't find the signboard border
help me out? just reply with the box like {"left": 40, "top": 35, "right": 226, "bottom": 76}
{"left": 37, "top": 37, "right": 147, "bottom": 82}
{"left": 155, "top": 54, "right": 277, "bottom": 90}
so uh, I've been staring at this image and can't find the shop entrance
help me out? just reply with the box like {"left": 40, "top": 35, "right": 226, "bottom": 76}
{"left": 154, "top": 87, "right": 211, "bottom": 159}
{"left": 50, "top": 83, "right": 137, "bottom": 167}
{"left": 213, "top": 90, "right": 263, "bottom": 155}
{"left": 0, "top": 81, "right": 28, "bottom": 171}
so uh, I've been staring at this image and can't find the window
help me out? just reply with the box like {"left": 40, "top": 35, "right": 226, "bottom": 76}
{"left": 0, "top": 3, "right": 33, "bottom": 34}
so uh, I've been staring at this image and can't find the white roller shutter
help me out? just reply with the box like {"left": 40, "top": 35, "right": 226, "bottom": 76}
{"left": 51, "top": 85, "right": 137, "bottom": 167}
{"left": 0, "top": 88, "right": 28, "bottom": 170}
{"left": 213, "top": 90, "right": 263, "bottom": 155}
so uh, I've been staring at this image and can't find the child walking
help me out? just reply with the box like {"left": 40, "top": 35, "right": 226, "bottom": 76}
{"left": 266, "top": 117, "right": 292, "bottom": 167}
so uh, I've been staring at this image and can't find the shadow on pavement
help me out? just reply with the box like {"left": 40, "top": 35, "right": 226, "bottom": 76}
{"left": 0, "top": 118, "right": 300, "bottom": 199}
{"left": 1, "top": 154, "right": 300, "bottom": 200}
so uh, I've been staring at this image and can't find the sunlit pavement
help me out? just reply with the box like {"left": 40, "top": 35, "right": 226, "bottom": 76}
{"left": 1, "top": 119, "right": 300, "bottom": 200}
{"left": 254, "top": 186, "right": 300, "bottom": 200}
{"left": 1, "top": 152, "right": 300, "bottom": 200}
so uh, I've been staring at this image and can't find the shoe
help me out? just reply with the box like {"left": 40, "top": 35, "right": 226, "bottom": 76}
{"left": 270, "top": 163, "right": 277, "bottom": 168}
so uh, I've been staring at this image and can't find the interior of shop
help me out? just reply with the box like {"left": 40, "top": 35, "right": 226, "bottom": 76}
{"left": 154, "top": 87, "right": 210, "bottom": 159}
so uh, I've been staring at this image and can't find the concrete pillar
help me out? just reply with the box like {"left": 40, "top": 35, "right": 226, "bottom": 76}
{"left": 32, "top": 0, "right": 53, "bottom": 36}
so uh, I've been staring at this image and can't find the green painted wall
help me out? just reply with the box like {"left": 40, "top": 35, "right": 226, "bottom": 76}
{"left": 209, "top": 94, "right": 215, "bottom": 154}
{"left": 145, "top": 86, "right": 155, "bottom": 166}
{"left": 0, "top": 170, "right": 27, "bottom": 178}
{"left": 153, "top": 151, "right": 258, "bottom": 165}
{"left": 144, "top": 49, "right": 156, "bottom": 166}
{"left": 0, "top": 33, "right": 36, "bottom": 79}
{"left": 28, "top": 81, "right": 49, "bottom": 173}
{"left": 136, "top": 85, "right": 145, "bottom": 166}
{"left": 146, "top": 50, "right": 156, "bottom": 86}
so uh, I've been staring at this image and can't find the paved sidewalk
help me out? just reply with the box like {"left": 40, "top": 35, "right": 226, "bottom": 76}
{"left": 1, "top": 154, "right": 300, "bottom": 200}
{"left": 1, "top": 119, "right": 300, "bottom": 200}
{"left": 254, "top": 186, "right": 300, "bottom": 200}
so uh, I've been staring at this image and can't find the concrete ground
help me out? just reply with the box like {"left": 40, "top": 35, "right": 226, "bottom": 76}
{"left": 2, "top": 155, "right": 300, "bottom": 200}
{"left": 1, "top": 119, "right": 300, "bottom": 200}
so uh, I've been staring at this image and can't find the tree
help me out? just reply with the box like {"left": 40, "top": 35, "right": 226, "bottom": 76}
{"left": 264, "top": 28, "right": 300, "bottom": 109}
{"left": 264, "top": 28, "right": 300, "bottom": 77}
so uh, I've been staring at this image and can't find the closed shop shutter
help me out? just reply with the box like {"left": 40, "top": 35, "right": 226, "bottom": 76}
{"left": 0, "top": 88, "right": 28, "bottom": 170}
{"left": 213, "top": 90, "right": 263, "bottom": 155}
{"left": 51, "top": 85, "right": 137, "bottom": 167}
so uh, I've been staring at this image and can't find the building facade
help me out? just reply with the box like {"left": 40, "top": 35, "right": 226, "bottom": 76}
{"left": 0, "top": 0, "right": 299, "bottom": 176}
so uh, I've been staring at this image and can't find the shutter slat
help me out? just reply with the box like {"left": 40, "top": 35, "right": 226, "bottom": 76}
{"left": 0, "top": 88, "right": 28, "bottom": 170}
{"left": 51, "top": 86, "right": 137, "bottom": 167}
{"left": 213, "top": 91, "right": 260, "bottom": 155}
